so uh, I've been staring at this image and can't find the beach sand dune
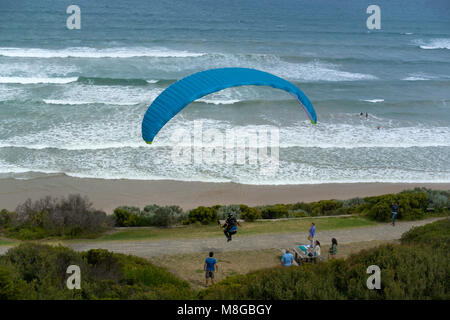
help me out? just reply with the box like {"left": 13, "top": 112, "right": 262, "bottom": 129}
{"left": 0, "top": 175, "right": 448, "bottom": 213}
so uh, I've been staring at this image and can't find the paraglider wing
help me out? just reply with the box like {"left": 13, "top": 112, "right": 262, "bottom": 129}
{"left": 142, "top": 67, "right": 317, "bottom": 143}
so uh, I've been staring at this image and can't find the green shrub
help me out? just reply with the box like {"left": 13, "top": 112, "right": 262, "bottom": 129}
{"left": 291, "top": 202, "right": 312, "bottom": 213}
{"left": 239, "top": 205, "right": 261, "bottom": 222}
{"left": 0, "top": 266, "right": 17, "bottom": 299}
{"left": 134, "top": 205, "right": 155, "bottom": 225}
{"left": 310, "top": 200, "right": 343, "bottom": 216}
{"left": 187, "top": 206, "right": 218, "bottom": 224}
{"left": 363, "top": 201, "right": 392, "bottom": 222}
{"left": 113, "top": 208, "right": 138, "bottom": 227}
{"left": 0, "top": 209, "right": 14, "bottom": 229}
{"left": 13, "top": 227, "right": 49, "bottom": 240}
{"left": 287, "top": 209, "right": 308, "bottom": 218}
{"left": 400, "top": 218, "right": 450, "bottom": 249}
{"left": 113, "top": 205, "right": 187, "bottom": 227}
{"left": 261, "top": 205, "right": 288, "bottom": 219}
{"left": 151, "top": 206, "right": 185, "bottom": 227}
{"left": 360, "top": 191, "right": 429, "bottom": 222}
{"left": 290, "top": 201, "right": 350, "bottom": 217}
{"left": 119, "top": 206, "right": 141, "bottom": 215}
{"left": 121, "top": 254, "right": 190, "bottom": 290}
{"left": 0, "top": 243, "right": 193, "bottom": 300}
{"left": 200, "top": 243, "right": 449, "bottom": 300}
{"left": 408, "top": 188, "right": 449, "bottom": 212}
{"left": 4, "top": 195, "right": 113, "bottom": 239}
{"left": 217, "top": 205, "right": 241, "bottom": 220}
{"left": 84, "top": 248, "right": 118, "bottom": 266}
{"left": 340, "top": 197, "right": 366, "bottom": 208}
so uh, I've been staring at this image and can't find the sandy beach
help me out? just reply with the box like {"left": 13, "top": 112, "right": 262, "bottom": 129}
{"left": 0, "top": 175, "right": 448, "bottom": 213}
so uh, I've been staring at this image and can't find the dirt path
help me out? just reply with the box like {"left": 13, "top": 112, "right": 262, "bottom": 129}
{"left": 0, "top": 217, "right": 443, "bottom": 257}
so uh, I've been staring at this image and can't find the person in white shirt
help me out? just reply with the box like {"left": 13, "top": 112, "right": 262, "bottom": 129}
{"left": 313, "top": 240, "right": 321, "bottom": 257}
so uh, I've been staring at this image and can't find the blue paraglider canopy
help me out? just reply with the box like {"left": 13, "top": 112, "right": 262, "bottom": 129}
{"left": 142, "top": 67, "right": 317, "bottom": 143}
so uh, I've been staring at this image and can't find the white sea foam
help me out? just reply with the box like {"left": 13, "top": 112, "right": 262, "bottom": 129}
{"left": 0, "top": 62, "right": 78, "bottom": 77}
{"left": 199, "top": 99, "right": 241, "bottom": 105}
{"left": 0, "top": 76, "right": 78, "bottom": 84}
{"left": 362, "top": 99, "right": 384, "bottom": 103}
{"left": 43, "top": 86, "right": 162, "bottom": 107}
{"left": 2, "top": 164, "right": 449, "bottom": 185}
{"left": 0, "top": 47, "right": 205, "bottom": 58}
{"left": 402, "top": 73, "right": 437, "bottom": 81}
{"left": 416, "top": 38, "right": 450, "bottom": 50}
{"left": 43, "top": 99, "right": 140, "bottom": 106}
{"left": 0, "top": 86, "right": 26, "bottom": 101}
{"left": 2, "top": 115, "right": 449, "bottom": 185}
{"left": 0, "top": 141, "right": 144, "bottom": 151}
{"left": 273, "top": 60, "right": 376, "bottom": 82}
{"left": 140, "top": 53, "right": 377, "bottom": 82}
{"left": 403, "top": 76, "right": 428, "bottom": 81}
{"left": 4, "top": 117, "right": 448, "bottom": 151}
{"left": 0, "top": 50, "right": 376, "bottom": 83}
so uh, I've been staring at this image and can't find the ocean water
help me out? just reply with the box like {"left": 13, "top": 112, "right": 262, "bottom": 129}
{"left": 0, "top": 0, "right": 449, "bottom": 184}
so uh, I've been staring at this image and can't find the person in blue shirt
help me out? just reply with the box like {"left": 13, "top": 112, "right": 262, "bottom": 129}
{"left": 309, "top": 222, "right": 316, "bottom": 247}
{"left": 281, "top": 250, "right": 294, "bottom": 267}
{"left": 204, "top": 251, "right": 218, "bottom": 286}
{"left": 391, "top": 202, "right": 399, "bottom": 226}
{"left": 222, "top": 213, "right": 241, "bottom": 242}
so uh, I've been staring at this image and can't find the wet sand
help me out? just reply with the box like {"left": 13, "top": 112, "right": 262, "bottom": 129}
{"left": 0, "top": 175, "right": 448, "bottom": 213}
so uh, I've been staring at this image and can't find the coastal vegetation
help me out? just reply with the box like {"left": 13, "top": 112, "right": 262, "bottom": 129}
{"left": 199, "top": 218, "right": 449, "bottom": 300}
{"left": 0, "top": 243, "right": 192, "bottom": 299}
{"left": 113, "top": 205, "right": 185, "bottom": 227}
{"left": 0, "top": 219, "right": 448, "bottom": 300}
{"left": 113, "top": 187, "right": 448, "bottom": 226}
{"left": 0, "top": 195, "right": 112, "bottom": 240}
{"left": 0, "top": 188, "right": 447, "bottom": 241}
{"left": 400, "top": 217, "right": 450, "bottom": 249}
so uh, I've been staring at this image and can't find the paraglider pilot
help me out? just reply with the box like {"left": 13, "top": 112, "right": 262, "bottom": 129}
{"left": 222, "top": 213, "right": 241, "bottom": 242}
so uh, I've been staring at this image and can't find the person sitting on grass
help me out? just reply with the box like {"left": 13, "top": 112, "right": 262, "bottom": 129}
{"left": 328, "top": 238, "right": 338, "bottom": 259}
{"left": 281, "top": 249, "right": 294, "bottom": 267}
{"left": 204, "top": 251, "right": 218, "bottom": 287}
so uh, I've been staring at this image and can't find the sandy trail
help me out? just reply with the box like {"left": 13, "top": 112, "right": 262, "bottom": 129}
{"left": 1, "top": 217, "right": 441, "bottom": 258}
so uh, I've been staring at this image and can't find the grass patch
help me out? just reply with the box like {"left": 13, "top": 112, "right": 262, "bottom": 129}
{"left": 0, "top": 239, "right": 15, "bottom": 246}
{"left": 151, "top": 249, "right": 281, "bottom": 290}
{"left": 151, "top": 240, "right": 393, "bottom": 290}
{"left": 95, "top": 216, "right": 377, "bottom": 242}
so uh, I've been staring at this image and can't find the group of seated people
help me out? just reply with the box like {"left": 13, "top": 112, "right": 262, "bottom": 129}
{"left": 299, "top": 240, "right": 321, "bottom": 257}
{"left": 281, "top": 238, "right": 338, "bottom": 267}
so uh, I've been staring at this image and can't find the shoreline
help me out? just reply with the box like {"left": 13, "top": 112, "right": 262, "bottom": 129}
{"left": 1, "top": 175, "right": 449, "bottom": 213}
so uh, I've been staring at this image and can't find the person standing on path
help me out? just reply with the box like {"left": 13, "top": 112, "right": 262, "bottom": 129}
{"left": 308, "top": 222, "right": 316, "bottom": 248}
{"left": 328, "top": 238, "right": 338, "bottom": 259}
{"left": 391, "top": 202, "right": 399, "bottom": 226}
{"left": 204, "top": 251, "right": 218, "bottom": 286}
